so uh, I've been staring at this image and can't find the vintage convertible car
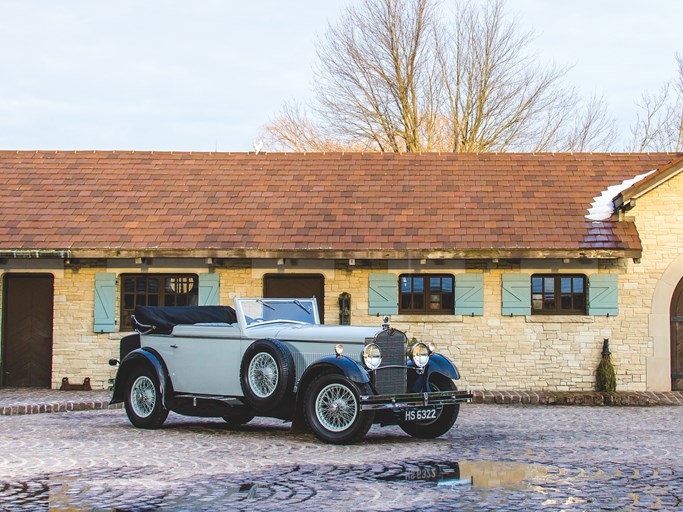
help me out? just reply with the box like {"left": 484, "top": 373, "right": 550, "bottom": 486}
{"left": 109, "top": 298, "right": 471, "bottom": 444}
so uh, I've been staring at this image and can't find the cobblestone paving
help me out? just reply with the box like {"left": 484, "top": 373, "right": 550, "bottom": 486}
{"left": 1, "top": 405, "right": 682, "bottom": 511}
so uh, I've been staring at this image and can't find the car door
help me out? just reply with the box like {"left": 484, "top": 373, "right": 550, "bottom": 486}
{"left": 150, "top": 329, "right": 243, "bottom": 396}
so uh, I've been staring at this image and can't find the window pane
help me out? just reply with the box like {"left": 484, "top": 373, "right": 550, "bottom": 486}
{"left": 442, "top": 294, "right": 454, "bottom": 310}
{"left": 442, "top": 278, "right": 453, "bottom": 293}
{"left": 413, "top": 278, "right": 424, "bottom": 293}
{"left": 532, "top": 293, "right": 543, "bottom": 310}
{"left": 413, "top": 294, "right": 424, "bottom": 310}
{"left": 561, "top": 277, "right": 572, "bottom": 293}
{"left": 544, "top": 278, "right": 554, "bottom": 292}
{"left": 532, "top": 277, "right": 543, "bottom": 293}
{"left": 148, "top": 278, "right": 159, "bottom": 294}
{"left": 401, "top": 294, "right": 412, "bottom": 309}
{"left": 573, "top": 278, "right": 584, "bottom": 293}
{"left": 401, "top": 277, "right": 412, "bottom": 292}
{"left": 430, "top": 277, "right": 441, "bottom": 291}
{"left": 543, "top": 294, "right": 555, "bottom": 310}
{"left": 561, "top": 295, "right": 572, "bottom": 309}
{"left": 574, "top": 293, "right": 585, "bottom": 310}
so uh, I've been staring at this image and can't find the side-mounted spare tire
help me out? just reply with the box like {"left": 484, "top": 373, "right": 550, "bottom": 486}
{"left": 240, "top": 339, "right": 296, "bottom": 413}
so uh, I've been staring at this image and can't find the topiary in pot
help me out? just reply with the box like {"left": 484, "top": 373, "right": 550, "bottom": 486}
{"left": 596, "top": 338, "right": 617, "bottom": 392}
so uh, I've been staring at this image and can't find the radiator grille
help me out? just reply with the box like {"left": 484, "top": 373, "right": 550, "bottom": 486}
{"left": 371, "top": 329, "right": 407, "bottom": 395}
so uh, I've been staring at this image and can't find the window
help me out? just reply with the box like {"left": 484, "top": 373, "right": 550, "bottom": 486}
{"left": 531, "top": 274, "right": 586, "bottom": 315}
{"left": 399, "top": 274, "right": 454, "bottom": 314}
{"left": 120, "top": 274, "right": 199, "bottom": 329}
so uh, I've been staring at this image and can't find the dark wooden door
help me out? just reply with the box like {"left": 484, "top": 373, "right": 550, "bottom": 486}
{"left": 264, "top": 274, "right": 325, "bottom": 323}
{"left": 2, "top": 275, "right": 54, "bottom": 387}
{"left": 671, "top": 278, "right": 683, "bottom": 391}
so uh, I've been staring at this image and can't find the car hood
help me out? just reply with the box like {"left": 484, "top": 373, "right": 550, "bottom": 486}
{"left": 245, "top": 323, "right": 384, "bottom": 344}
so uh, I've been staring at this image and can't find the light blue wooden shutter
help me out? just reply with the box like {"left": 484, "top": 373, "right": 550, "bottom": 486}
{"left": 94, "top": 272, "right": 116, "bottom": 333}
{"left": 501, "top": 274, "right": 531, "bottom": 316}
{"left": 368, "top": 273, "right": 398, "bottom": 315}
{"left": 199, "top": 273, "right": 220, "bottom": 305}
{"left": 454, "top": 274, "right": 484, "bottom": 316}
{"left": 588, "top": 274, "right": 618, "bottom": 316}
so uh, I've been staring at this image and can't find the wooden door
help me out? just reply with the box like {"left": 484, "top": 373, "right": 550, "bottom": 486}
{"left": 2, "top": 275, "right": 54, "bottom": 387}
{"left": 264, "top": 274, "right": 325, "bottom": 323}
{"left": 671, "top": 278, "right": 683, "bottom": 391}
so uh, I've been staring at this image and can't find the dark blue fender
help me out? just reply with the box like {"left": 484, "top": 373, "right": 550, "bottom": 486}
{"left": 298, "top": 355, "right": 370, "bottom": 393}
{"left": 110, "top": 347, "right": 172, "bottom": 408}
{"left": 290, "top": 355, "right": 370, "bottom": 432}
{"left": 408, "top": 353, "right": 460, "bottom": 393}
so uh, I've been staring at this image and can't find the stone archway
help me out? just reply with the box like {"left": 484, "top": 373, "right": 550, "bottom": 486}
{"left": 671, "top": 279, "right": 683, "bottom": 390}
{"left": 647, "top": 254, "right": 683, "bottom": 391}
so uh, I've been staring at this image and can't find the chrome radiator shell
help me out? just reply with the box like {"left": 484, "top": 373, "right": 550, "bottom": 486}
{"left": 367, "top": 329, "right": 407, "bottom": 395}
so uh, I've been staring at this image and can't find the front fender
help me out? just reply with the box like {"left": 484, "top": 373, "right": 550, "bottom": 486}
{"left": 110, "top": 348, "right": 172, "bottom": 408}
{"left": 408, "top": 353, "right": 461, "bottom": 393}
{"left": 290, "top": 355, "right": 370, "bottom": 433}
{"left": 298, "top": 355, "right": 370, "bottom": 391}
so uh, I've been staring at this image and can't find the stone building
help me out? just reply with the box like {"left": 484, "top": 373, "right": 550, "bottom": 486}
{"left": 0, "top": 151, "right": 681, "bottom": 392}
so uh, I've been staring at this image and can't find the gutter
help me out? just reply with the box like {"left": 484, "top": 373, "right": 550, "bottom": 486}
{"left": 0, "top": 250, "right": 72, "bottom": 259}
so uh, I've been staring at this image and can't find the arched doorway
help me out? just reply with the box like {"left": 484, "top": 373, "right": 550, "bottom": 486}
{"left": 671, "top": 278, "right": 683, "bottom": 391}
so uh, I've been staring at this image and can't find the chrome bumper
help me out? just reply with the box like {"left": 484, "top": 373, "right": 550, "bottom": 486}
{"left": 359, "top": 390, "right": 472, "bottom": 411}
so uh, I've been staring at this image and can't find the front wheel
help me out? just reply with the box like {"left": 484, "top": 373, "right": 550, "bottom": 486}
{"left": 124, "top": 367, "right": 168, "bottom": 429}
{"left": 398, "top": 374, "right": 459, "bottom": 439}
{"left": 304, "top": 373, "right": 374, "bottom": 444}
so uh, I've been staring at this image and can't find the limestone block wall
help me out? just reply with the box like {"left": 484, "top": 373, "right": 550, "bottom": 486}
{"left": 0, "top": 254, "right": 659, "bottom": 392}
{"left": 327, "top": 262, "right": 637, "bottom": 392}
{"left": 626, "top": 173, "right": 683, "bottom": 390}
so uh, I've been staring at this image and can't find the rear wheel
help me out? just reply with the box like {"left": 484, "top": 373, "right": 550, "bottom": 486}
{"left": 398, "top": 374, "right": 459, "bottom": 439}
{"left": 304, "top": 373, "right": 374, "bottom": 444}
{"left": 124, "top": 367, "right": 168, "bottom": 429}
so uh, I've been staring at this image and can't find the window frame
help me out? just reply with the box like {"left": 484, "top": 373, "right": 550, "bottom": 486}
{"left": 119, "top": 273, "right": 199, "bottom": 330}
{"left": 398, "top": 273, "right": 455, "bottom": 315}
{"left": 531, "top": 274, "right": 587, "bottom": 315}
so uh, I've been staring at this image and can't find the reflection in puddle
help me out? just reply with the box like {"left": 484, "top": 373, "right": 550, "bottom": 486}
{"left": 377, "top": 460, "right": 549, "bottom": 490}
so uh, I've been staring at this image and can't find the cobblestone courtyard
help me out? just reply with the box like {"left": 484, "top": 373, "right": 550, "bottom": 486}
{"left": 1, "top": 404, "right": 682, "bottom": 511}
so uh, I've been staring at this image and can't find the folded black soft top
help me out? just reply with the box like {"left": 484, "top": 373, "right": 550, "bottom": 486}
{"left": 133, "top": 305, "right": 238, "bottom": 335}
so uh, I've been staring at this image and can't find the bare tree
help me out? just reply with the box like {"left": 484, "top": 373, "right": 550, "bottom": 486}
{"left": 630, "top": 53, "right": 683, "bottom": 152}
{"left": 262, "top": 0, "right": 615, "bottom": 153}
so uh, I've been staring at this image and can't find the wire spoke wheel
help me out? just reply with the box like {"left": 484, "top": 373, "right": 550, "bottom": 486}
{"left": 315, "top": 383, "right": 358, "bottom": 432}
{"left": 130, "top": 375, "right": 156, "bottom": 418}
{"left": 248, "top": 352, "right": 279, "bottom": 398}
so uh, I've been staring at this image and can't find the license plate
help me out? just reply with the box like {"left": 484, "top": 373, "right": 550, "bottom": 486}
{"left": 403, "top": 407, "right": 437, "bottom": 422}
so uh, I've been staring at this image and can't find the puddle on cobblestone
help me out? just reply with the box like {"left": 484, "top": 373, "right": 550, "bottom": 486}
{"left": 375, "top": 460, "right": 550, "bottom": 490}
{"left": 0, "top": 460, "right": 550, "bottom": 511}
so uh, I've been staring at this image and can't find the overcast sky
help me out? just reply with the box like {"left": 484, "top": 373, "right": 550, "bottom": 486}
{"left": 0, "top": 1, "right": 680, "bottom": 152}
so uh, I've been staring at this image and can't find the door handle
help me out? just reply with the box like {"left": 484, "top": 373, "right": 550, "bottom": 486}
{"left": 170, "top": 344, "right": 178, "bottom": 349}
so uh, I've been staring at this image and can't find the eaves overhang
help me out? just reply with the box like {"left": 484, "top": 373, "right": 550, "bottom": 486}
{"left": 615, "top": 155, "right": 683, "bottom": 211}
{"left": 0, "top": 247, "right": 641, "bottom": 261}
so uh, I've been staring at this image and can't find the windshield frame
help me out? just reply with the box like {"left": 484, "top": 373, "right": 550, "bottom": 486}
{"left": 234, "top": 298, "right": 320, "bottom": 328}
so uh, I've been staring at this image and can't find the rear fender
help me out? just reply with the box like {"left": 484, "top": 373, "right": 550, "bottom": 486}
{"left": 110, "top": 348, "right": 172, "bottom": 408}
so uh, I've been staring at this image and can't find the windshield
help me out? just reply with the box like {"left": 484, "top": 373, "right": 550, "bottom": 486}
{"left": 236, "top": 298, "right": 320, "bottom": 327}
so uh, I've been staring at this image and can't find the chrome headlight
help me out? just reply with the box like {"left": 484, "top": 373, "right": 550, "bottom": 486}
{"left": 410, "top": 342, "right": 430, "bottom": 368}
{"left": 362, "top": 343, "right": 382, "bottom": 370}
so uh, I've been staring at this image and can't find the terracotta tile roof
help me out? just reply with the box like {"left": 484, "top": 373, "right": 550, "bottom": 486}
{"left": 0, "top": 151, "right": 679, "bottom": 259}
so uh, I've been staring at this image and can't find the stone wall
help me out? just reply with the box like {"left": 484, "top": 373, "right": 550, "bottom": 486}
{"left": 0, "top": 247, "right": 669, "bottom": 392}
{"left": 627, "top": 172, "right": 683, "bottom": 390}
